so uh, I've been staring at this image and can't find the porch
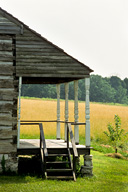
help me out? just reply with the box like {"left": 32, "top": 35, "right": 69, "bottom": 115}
{"left": 17, "top": 139, "right": 91, "bottom": 156}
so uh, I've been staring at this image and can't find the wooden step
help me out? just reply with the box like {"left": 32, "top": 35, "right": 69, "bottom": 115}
{"left": 47, "top": 148, "right": 68, "bottom": 154}
{"left": 47, "top": 154, "right": 68, "bottom": 157}
{"left": 46, "top": 161, "right": 70, "bottom": 164}
{"left": 46, "top": 169, "right": 72, "bottom": 172}
{"left": 47, "top": 176, "right": 74, "bottom": 180}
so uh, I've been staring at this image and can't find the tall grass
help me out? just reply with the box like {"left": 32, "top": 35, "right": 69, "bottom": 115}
{"left": 20, "top": 98, "right": 128, "bottom": 143}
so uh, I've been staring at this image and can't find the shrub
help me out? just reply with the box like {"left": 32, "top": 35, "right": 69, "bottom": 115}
{"left": 104, "top": 115, "right": 128, "bottom": 153}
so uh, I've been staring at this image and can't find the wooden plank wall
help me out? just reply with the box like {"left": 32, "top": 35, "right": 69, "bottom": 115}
{"left": 16, "top": 28, "right": 90, "bottom": 79}
{"left": 0, "top": 14, "right": 21, "bottom": 34}
{"left": 0, "top": 35, "right": 18, "bottom": 154}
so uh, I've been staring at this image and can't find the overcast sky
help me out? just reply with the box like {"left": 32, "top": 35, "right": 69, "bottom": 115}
{"left": 1, "top": 0, "right": 128, "bottom": 79}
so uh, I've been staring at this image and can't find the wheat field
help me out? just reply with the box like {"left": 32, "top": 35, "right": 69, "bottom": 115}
{"left": 20, "top": 98, "right": 128, "bottom": 140}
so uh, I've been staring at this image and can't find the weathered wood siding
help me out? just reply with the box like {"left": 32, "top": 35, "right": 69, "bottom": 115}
{"left": 0, "top": 13, "right": 21, "bottom": 34}
{"left": 16, "top": 28, "right": 90, "bottom": 79}
{"left": 0, "top": 35, "right": 18, "bottom": 154}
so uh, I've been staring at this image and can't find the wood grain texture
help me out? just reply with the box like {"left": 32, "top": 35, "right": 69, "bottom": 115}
{"left": 15, "top": 27, "right": 90, "bottom": 78}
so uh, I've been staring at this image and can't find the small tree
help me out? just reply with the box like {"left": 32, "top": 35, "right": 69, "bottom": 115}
{"left": 104, "top": 115, "right": 128, "bottom": 153}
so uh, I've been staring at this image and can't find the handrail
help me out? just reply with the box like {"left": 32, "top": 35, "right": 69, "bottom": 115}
{"left": 67, "top": 123, "right": 78, "bottom": 157}
{"left": 39, "top": 123, "right": 48, "bottom": 157}
{"left": 67, "top": 123, "right": 78, "bottom": 178}
{"left": 39, "top": 123, "right": 48, "bottom": 178}
{"left": 20, "top": 120, "right": 86, "bottom": 125}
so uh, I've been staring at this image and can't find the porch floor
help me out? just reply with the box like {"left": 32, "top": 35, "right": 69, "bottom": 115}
{"left": 17, "top": 139, "right": 91, "bottom": 156}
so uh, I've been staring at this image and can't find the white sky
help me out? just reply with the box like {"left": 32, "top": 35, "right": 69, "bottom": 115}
{"left": 1, "top": 0, "right": 128, "bottom": 79}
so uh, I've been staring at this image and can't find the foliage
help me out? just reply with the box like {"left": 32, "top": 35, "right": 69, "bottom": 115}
{"left": 21, "top": 75, "right": 128, "bottom": 105}
{"left": 104, "top": 115, "right": 128, "bottom": 153}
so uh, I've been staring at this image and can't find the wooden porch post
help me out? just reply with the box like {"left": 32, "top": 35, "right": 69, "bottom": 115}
{"left": 56, "top": 84, "right": 60, "bottom": 139}
{"left": 17, "top": 76, "right": 22, "bottom": 148}
{"left": 64, "top": 83, "right": 69, "bottom": 141}
{"left": 85, "top": 77, "right": 90, "bottom": 147}
{"left": 74, "top": 80, "right": 79, "bottom": 144}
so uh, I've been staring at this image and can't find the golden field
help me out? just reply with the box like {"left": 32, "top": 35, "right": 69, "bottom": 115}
{"left": 20, "top": 98, "right": 128, "bottom": 140}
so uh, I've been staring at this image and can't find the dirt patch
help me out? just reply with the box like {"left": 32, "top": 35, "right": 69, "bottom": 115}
{"left": 101, "top": 144, "right": 111, "bottom": 148}
{"left": 105, "top": 153, "right": 127, "bottom": 160}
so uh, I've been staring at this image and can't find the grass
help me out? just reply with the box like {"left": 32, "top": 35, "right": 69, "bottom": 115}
{"left": 0, "top": 151, "right": 128, "bottom": 192}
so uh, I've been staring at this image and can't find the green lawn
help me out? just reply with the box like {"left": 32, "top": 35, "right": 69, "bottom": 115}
{"left": 0, "top": 150, "right": 128, "bottom": 192}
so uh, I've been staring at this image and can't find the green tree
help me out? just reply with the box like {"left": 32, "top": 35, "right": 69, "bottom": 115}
{"left": 90, "top": 75, "right": 116, "bottom": 103}
{"left": 104, "top": 115, "right": 128, "bottom": 153}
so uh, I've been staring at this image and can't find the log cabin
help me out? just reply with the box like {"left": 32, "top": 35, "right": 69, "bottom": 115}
{"left": 0, "top": 7, "right": 93, "bottom": 180}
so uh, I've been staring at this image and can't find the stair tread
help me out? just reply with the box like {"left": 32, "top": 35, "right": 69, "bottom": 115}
{"left": 46, "top": 161, "right": 70, "bottom": 164}
{"left": 48, "top": 154, "right": 68, "bottom": 156}
{"left": 46, "top": 168, "right": 72, "bottom": 172}
{"left": 47, "top": 176, "right": 74, "bottom": 180}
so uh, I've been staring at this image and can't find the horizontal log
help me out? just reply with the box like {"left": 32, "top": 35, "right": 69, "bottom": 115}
{"left": 16, "top": 67, "right": 88, "bottom": 73}
{"left": 0, "top": 89, "right": 18, "bottom": 101}
{"left": 0, "top": 16, "right": 9, "bottom": 22}
{"left": 16, "top": 52, "right": 65, "bottom": 56}
{"left": 0, "top": 120, "right": 17, "bottom": 126}
{"left": 0, "top": 126, "right": 12, "bottom": 130}
{"left": 16, "top": 48, "right": 62, "bottom": 52}
{"left": 16, "top": 44, "right": 57, "bottom": 49}
{"left": 0, "top": 79, "right": 14, "bottom": 88}
{"left": 16, "top": 58, "right": 74, "bottom": 63}
{"left": 16, "top": 40, "right": 51, "bottom": 45}
{"left": 0, "top": 25, "right": 20, "bottom": 30}
{"left": 0, "top": 76, "right": 13, "bottom": 80}
{"left": 0, "top": 128, "right": 17, "bottom": 138}
{"left": 16, "top": 36, "right": 40, "bottom": 41}
{"left": 0, "top": 39, "right": 12, "bottom": 43}
{"left": 0, "top": 44, "right": 12, "bottom": 51}
{"left": 0, "top": 65, "right": 14, "bottom": 75}
{"left": 0, "top": 101, "right": 13, "bottom": 112}
{"left": 0, "top": 51, "right": 13, "bottom": 56}
{"left": 16, "top": 62, "right": 80, "bottom": 67}
{"left": 0, "top": 61, "right": 13, "bottom": 65}
{"left": 0, "top": 57, "right": 14, "bottom": 62}
{"left": 0, "top": 142, "right": 16, "bottom": 153}
{"left": 0, "top": 35, "right": 12, "bottom": 40}
{"left": 0, "top": 30, "right": 20, "bottom": 34}
{"left": 16, "top": 55, "right": 73, "bottom": 60}
{"left": 0, "top": 22, "right": 18, "bottom": 26}
{"left": 16, "top": 66, "right": 86, "bottom": 71}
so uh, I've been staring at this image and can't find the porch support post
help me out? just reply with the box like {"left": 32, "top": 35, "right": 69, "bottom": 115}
{"left": 64, "top": 83, "right": 69, "bottom": 141}
{"left": 17, "top": 76, "right": 22, "bottom": 148}
{"left": 74, "top": 80, "right": 79, "bottom": 144}
{"left": 85, "top": 77, "right": 90, "bottom": 147}
{"left": 56, "top": 84, "right": 60, "bottom": 139}
{"left": 81, "top": 77, "right": 93, "bottom": 177}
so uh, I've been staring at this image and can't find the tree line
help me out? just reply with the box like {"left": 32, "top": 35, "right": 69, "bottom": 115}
{"left": 21, "top": 75, "right": 128, "bottom": 105}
